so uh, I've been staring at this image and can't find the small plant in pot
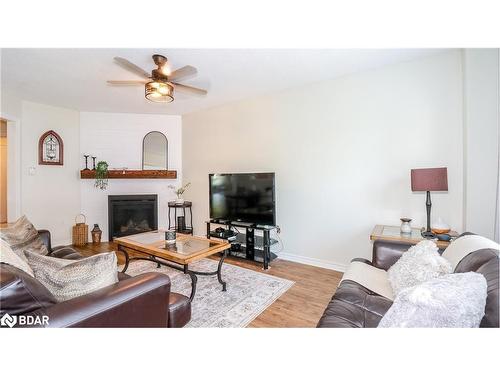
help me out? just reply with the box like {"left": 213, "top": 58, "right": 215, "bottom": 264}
{"left": 94, "top": 161, "right": 109, "bottom": 190}
{"left": 169, "top": 182, "right": 191, "bottom": 204}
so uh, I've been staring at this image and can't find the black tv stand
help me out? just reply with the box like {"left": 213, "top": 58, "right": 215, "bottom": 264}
{"left": 206, "top": 220, "right": 277, "bottom": 270}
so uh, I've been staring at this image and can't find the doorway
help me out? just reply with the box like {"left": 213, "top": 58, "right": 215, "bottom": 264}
{"left": 0, "top": 118, "right": 7, "bottom": 223}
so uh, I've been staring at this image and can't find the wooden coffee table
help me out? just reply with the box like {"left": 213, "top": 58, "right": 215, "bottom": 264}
{"left": 114, "top": 231, "right": 231, "bottom": 301}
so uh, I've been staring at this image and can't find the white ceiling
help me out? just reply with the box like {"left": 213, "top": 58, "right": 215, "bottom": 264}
{"left": 1, "top": 49, "right": 448, "bottom": 115}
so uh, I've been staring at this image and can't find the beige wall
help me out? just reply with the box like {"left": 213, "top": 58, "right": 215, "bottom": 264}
{"left": 182, "top": 51, "right": 464, "bottom": 270}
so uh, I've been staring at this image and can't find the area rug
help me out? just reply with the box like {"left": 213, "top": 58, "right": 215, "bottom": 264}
{"left": 126, "top": 258, "right": 294, "bottom": 327}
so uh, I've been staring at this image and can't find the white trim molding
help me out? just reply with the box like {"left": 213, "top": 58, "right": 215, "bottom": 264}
{"left": 0, "top": 112, "right": 22, "bottom": 222}
{"left": 277, "top": 252, "right": 347, "bottom": 273}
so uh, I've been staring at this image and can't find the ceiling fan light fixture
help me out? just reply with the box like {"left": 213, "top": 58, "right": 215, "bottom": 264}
{"left": 145, "top": 81, "right": 174, "bottom": 103}
{"left": 161, "top": 65, "right": 171, "bottom": 76}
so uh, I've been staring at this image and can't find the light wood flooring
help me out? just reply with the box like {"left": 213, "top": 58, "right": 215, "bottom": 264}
{"left": 75, "top": 242, "right": 343, "bottom": 327}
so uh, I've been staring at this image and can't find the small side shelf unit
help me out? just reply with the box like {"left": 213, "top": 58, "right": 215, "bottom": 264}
{"left": 168, "top": 201, "right": 193, "bottom": 235}
{"left": 206, "top": 219, "right": 278, "bottom": 270}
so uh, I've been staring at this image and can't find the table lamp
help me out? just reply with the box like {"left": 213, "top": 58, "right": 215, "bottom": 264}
{"left": 411, "top": 167, "right": 448, "bottom": 239}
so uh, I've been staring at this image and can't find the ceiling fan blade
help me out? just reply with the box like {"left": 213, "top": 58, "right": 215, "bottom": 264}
{"left": 107, "top": 80, "right": 148, "bottom": 85}
{"left": 114, "top": 57, "right": 150, "bottom": 79}
{"left": 171, "top": 82, "right": 207, "bottom": 96}
{"left": 168, "top": 65, "right": 197, "bottom": 81}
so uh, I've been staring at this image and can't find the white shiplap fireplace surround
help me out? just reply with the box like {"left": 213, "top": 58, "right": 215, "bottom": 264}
{"left": 79, "top": 112, "right": 182, "bottom": 242}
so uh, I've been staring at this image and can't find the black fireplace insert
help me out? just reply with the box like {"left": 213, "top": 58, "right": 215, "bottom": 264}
{"left": 108, "top": 194, "right": 158, "bottom": 241}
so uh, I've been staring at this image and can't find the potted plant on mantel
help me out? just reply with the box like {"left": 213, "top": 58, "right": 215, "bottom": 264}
{"left": 169, "top": 182, "right": 191, "bottom": 204}
{"left": 94, "top": 161, "right": 109, "bottom": 190}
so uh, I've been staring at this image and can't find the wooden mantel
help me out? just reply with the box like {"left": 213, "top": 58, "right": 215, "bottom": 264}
{"left": 80, "top": 169, "right": 177, "bottom": 179}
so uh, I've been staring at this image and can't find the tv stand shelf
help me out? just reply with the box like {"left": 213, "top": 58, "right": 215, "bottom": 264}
{"left": 227, "top": 248, "right": 278, "bottom": 263}
{"left": 206, "top": 221, "right": 277, "bottom": 270}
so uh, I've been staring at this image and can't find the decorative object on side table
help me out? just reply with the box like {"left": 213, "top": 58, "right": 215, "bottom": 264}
{"left": 91, "top": 224, "right": 102, "bottom": 244}
{"left": 169, "top": 182, "right": 191, "bottom": 204}
{"left": 410, "top": 167, "right": 448, "bottom": 239}
{"left": 38, "top": 130, "right": 63, "bottom": 166}
{"left": 92, "top": 156, "right": 97, "bottom": 170}
{"left": 177, "top": 216, "right": 186, "bottom": 232}
{"left": 431, "top": 217, "right": 451, "bottom": 234}
{"left": 83, "top": 155, "right": 90, "bottom": 170}
{"left": 436, "top": 233, "right": 452, "bottom": 242}
{"left": 72, "top": 214, "right": 88, "bottom": 246}
{"left": 400, "top": 217, "right": 412, "bottom": 235}
{"left": 94, "top": 161, "right": 109, "bottom": 190}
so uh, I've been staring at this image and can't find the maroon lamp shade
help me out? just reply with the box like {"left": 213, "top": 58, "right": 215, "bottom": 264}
{"left": 411, "top": 167, "right": 448, "bottom": 192}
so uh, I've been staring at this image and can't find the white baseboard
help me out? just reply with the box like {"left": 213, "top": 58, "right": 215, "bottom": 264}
{"left": 277, "top": 252, "right": 347, "bottom": 273}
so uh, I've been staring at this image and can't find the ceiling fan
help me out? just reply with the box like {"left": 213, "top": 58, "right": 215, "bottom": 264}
{"left": 107, "top": 54, "right": 207, "bottom": 103}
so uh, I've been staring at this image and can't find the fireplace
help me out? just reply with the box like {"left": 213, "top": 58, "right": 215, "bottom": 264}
{"left": 108, "top": 195, "right": 158, "bottom": 241}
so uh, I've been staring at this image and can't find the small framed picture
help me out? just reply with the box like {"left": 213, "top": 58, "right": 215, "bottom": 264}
{"left": 38, "top": 130, "right": 64, "bottom": 166}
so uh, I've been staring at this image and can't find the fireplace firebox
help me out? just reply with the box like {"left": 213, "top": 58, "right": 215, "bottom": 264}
{"left": 108, "top": 195, "right": 158, "bottom": 241}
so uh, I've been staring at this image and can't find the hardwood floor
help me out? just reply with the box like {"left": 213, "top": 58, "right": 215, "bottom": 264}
{"left": 75, "top": 242, "right": 343, "bottom": 327}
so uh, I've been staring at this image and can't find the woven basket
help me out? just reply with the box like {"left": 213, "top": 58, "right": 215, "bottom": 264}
{"left": 72, "top": 214, "right": 88, "bottom": 246}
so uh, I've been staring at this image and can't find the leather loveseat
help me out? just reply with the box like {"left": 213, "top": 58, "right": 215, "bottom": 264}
{"left": 0, "top": 230, "right": 191, "bottom": 328}
{"left": 317, "top": 234, "right": 499, "bottom": 328}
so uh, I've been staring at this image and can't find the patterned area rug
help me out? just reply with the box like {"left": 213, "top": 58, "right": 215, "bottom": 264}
{"left": 126, "top": 258, "right": 294, "bottom": 327}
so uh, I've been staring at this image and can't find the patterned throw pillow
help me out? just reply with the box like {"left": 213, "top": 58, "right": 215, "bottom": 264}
{"left": 0, "top": 239, "right": 34, "bottom": 276}
{"left": 0, "top": 215, "right": 48, "bottom": 262}
{"left": 24, "top": 250, "right": 119, "bottom": 302}
{"left": 387, "top": 240, "right": 452, "bottom": 295}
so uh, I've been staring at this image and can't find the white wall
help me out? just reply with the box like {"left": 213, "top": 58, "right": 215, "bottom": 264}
{"left": 463, "top": 49, "right": 499, "bottom": 240}
{"left": 21, "top": 101, "right": 81, "bottom": 245}
{"left": 80, "top": 112, "right": 182, "bottom": 241}
{"left": 182, "top": 51, "right": 464, "bottom": 270}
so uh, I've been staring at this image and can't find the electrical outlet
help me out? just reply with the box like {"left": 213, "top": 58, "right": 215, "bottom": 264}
{"left": 276, "top": 225, "right": 281, "bottom": 234}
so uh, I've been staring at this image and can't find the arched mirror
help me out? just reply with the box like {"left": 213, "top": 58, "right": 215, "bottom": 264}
{"left": 142, "top": 131, "right": 168, "bottom": 170}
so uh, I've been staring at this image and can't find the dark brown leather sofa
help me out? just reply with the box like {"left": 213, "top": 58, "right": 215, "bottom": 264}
{"left": 0, "top": 230, "right": 191, "bottom": 328}
{"left": 317, "top": 236, "right": 499, "bottom": 328}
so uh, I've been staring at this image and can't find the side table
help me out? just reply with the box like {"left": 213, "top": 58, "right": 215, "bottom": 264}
{"left": 168, "top": 201, "right": 193, "bottom": 234}
{"left": 370, "top": 224, "right": 459, "bottom": 250}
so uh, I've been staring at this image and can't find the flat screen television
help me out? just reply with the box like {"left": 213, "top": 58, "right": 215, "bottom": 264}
{"left": 209, "top": 172, "right": 276, "bottom": 226}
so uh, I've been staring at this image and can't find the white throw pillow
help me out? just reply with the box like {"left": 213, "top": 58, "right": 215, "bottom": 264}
{"left": 387, "top": 240, "right": 452, "bottom": 295}
{"left": 378, "top": 272, "right": 487, "bottom": 328}
{"left": 24, "top": 250, "right": 118, "bottom": 302}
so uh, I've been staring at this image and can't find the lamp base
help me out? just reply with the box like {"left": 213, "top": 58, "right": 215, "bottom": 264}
{"left": 421, "top": 230, "right": 437, "bottom": 239}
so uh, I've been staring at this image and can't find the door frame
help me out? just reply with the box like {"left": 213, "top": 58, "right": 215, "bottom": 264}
{"left": 0, "top": 112, "right": 22, "bottom": 222}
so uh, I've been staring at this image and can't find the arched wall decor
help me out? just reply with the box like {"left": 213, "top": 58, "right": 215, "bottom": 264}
{"left": 38, "top": 130, "right": 64, "bottom": 165}
{"left": 142, "top": 131, "right": 168, "bottom": 170}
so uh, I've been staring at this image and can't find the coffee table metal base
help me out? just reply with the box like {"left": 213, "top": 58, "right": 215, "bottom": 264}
{"left": 117, "top": 246, "right": 228, "bottom": 302}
